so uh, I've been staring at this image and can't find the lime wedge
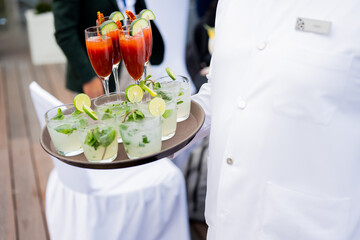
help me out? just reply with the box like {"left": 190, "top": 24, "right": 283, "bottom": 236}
{"left": 140, "top": 81, "right": 157, "bottom": 97}
{"left": 148, "top": 97, "right": 166, "bottom": 116}
{"left": 100, "top": 20, "right": 118, "bottom": 35}
{"left": 139, "top": 9, "right": 156, "bottom": 20}
{"left": 109, "top": 11, "right": 125, "bottom": 22}
{"left": 129, "top": 18, "right": 149, "bottom": 36}
{"left": 125, "top": 84, "right": 144, "bottom": 103}
{"left": 83, "top": 105, "right": 98, "bottom": 120}
{"left": 74, "top": 93, "right": 91, "bottom": 112}
{"left": 165, "top": 67, "right": 176, "bottom": 80}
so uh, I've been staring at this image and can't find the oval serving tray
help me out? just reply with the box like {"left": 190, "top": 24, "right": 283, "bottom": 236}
{"left": 40, "top": 100, "right": 205, "bottom": 169}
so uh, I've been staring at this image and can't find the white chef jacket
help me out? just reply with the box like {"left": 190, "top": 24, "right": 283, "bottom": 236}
{"left": 192, "top": 0, "right": 360, "bottom": 239}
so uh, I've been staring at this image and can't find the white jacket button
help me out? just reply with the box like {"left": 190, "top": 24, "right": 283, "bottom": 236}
{"left": 237, "top": 100, "right": 247, "bottom": 109}
{"left": 226, "top": 158, "right": 233, "bottom": 165}
{"left": 257, "top": 41, "right": 267, "bottom": 50}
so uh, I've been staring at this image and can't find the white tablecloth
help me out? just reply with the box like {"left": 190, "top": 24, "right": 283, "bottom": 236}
{"left": 46, "top": 159, "right": 190, "bottom": 240}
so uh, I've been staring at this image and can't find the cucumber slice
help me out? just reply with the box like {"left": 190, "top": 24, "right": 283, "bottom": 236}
{"left": 139, "top": 9, "right": 156, "bottom": 20}
{"left": 129, "top": 18, "right": 149, "bottom": 36}
{"left": 100, "top": 20, "right": 118, "bottom": 35}
{"left": 109, "top": 11, "right": 125, "bottom": 22}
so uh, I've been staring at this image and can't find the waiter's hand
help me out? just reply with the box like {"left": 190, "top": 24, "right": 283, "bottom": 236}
{"left": 82, "top": 76, "right": 104, "bottom": 98}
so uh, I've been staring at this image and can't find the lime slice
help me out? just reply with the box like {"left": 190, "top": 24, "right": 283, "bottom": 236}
{"left": 109, "top": 11, "right": 125, "bottom": 22}
{"left": 148, "top": 97, "right": 166, "bottom": 116}
{"left": 83, "top": 105, "right": 98, "bottom": 120}
{"left": 140, "top": 80, "right": 157, "bottom": 97}
{"left": 74, "top": 93, "right": 91, "bottom": 112}
{"left": 125, "top": 84, "right": 144, "bottom": 102}
{"left": 100, "top": 20, "right": 118, "bottom": 35}
{"left": 165, "top": 67, "right": 176, "bottom": 80}
{"left": 129, "top": 18, "right": 149, "bottom": 36}
{"left": 139, "top": 9, "right": 156, "bottom": 20}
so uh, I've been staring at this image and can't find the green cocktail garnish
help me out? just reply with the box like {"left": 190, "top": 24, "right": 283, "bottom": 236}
{"left": 162, "top": 109, "right": 173, "bottom": 119}
{"left": 85, "top": 127, "right": 116, "bottom": 150}
{"left": 122, "top": 110, "right": 145, "bottom": 123}
{"left": 52, "top": 108, "right": 64, "bottom": 120}
{"left": 55, "top": 124, "right": 76, "bottom": 135}
{"left": 157, "top": 91, "right": 172, "bottom": 101}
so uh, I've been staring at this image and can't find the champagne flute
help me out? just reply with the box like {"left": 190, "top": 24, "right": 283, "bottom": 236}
{"left": 119, "top": 25, "right": 146, "bottom": 85}
{"left": 85, "top": 26, "right": 114, "bottom": 95}
{"left": 142, "top": 20, "right": 153, "bottom": 79}
{"left": 97, "top": 17, "right": 122, "bottom": 93}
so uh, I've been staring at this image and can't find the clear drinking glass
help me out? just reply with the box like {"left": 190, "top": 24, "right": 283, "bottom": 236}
{"left": 151, "top": 87, "right": 178, "bottom": 140}
{"left": 118, "top": 104, "right": 162, "bottom": 159}
{"left": 142, "top": 20, "right": 152, "bottom": 79}
{"left": 78, "top": 122, "right": 118, "bottom": 163}
{"left": 45, "top": 104, "right": 88, "bottom": 156}
{"left": 85, "top": 26, "right": 114, "bottom": 95}
{"left": 155, "top": 75, "right": 191, "bottom": 122}
{"left": 119, "top": 25, "right": 146, "bottom": 84}
{"left": 94, "top": 93, "right": 129, "bottom": 143}
{"left": 96, "top": 17, "right": 122, "bottom": 93}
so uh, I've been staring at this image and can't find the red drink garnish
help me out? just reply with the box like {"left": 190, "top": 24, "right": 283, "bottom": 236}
{"left": 125, "top": 10, "right": 137, "bottom": 22}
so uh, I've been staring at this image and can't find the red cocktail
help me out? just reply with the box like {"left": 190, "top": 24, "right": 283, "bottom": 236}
{"left": 143, "top": 25, "right": 152, "bottom": 63}
{"left": 85, "top": 26, "right": 114, "bottom": 95}
{"left": 97, "top": 17, "right": 122, "bottom": 93}
{"left": 119, "top": 27, "right": 145, "bottom": 82}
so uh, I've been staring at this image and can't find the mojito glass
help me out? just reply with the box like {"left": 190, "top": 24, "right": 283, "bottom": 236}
{"left": 78, "top": 122, "right": 118, "bottom": 163}
{"left": 45, "top": 104, "right": 88, "bottom": 156}
{"left": 155, "top": 75, "right": 191, "bottom": 122}
{"left": 153, "top": 83, "right": 178, "bottom": 140}
{"left": 118, "top": 106, "right": 162, "bottom": 159}
{"left": 94, "top": 93, "right": 129, "bottom": 143}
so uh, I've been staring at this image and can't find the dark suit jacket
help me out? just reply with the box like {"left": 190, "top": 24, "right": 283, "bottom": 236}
{"left": 53, "top": 0, "right": 164, "bottom": 93}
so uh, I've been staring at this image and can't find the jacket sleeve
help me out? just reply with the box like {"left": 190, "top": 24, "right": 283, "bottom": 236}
{"left": 52, "top": 0, "right": 96, "bottom": 86}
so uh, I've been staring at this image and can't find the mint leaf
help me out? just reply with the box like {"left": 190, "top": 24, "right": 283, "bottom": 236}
{"left": 52, "top": 108, "right": 64, "bottom": 120}
{"left": 105, "top": 108, "right": 113, "bottom": 114}
{"left": 101, "top": 113, "right": 114, "bottom": 120}
{"left": 157, "top": 91, "right": 172, "bottom": 101}
{"left": 85, "top": 127, "right": 116, "bottom": 150}
{"left": 178, "top": 91, "right": 184, "bottom": 96}
{"left": 155, "top": 82, "right": 161, "bottom": 88}
{"left": 55, "top": 124, "right": 76, "bottom": 135}
{"left": 72, "top": 110, "right": 82, "bottom": 116}
{"left": 142, "top": 135, "right": 150, "bottom": 144}
{"left": 78, "top": 119, "right": 88, "bottom": 128}
{"left": 99, "top": 129, "right": 116, "bottom": 147}
{"left": 177, "top": 100, "right": 184, "bottom": 105}
{"left": 119, "top": 124, "right": 128, "bottom": 130}
{"left": 162, "top": 109, "right": 173, "bottom": 119}
{"left": 125, "top": 110, "right": 145, "bottom": 122}
{"left": 85, "top": 130, "right": 100, "bottom": 150}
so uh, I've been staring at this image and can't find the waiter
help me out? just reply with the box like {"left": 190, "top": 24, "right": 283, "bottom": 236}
{"left": 191, "top": 0, "right": 360, "bottom": 239}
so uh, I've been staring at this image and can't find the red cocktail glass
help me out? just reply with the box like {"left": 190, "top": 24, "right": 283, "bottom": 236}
{"left": 85, "top": 26, "right": 114, "bottom": 95}
{"left": 119, "top": 26, "right": 145, "bottom": 84}
{"left": 97, "top": 18, "right": 122, "bottom": 93}
{"left": 142, "top": 21, "right": 152, "bottom": 78}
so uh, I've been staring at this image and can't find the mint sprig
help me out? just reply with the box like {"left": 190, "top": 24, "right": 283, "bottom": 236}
{"left": 52, "top": 108, "right": 64, "bottom": 120}
{"left": 122, "top": 110, "right": 145, "bottom": 123}
{"left": 55, "top": 124, "right": 76, "bottom": 135}
{"left": 84, "top": 126, "right": 116, "bottom": 151}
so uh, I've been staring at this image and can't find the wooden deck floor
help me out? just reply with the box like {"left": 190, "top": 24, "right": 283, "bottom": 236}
{"left": 0, "top": 45, "right": 207, "bottom": 240}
